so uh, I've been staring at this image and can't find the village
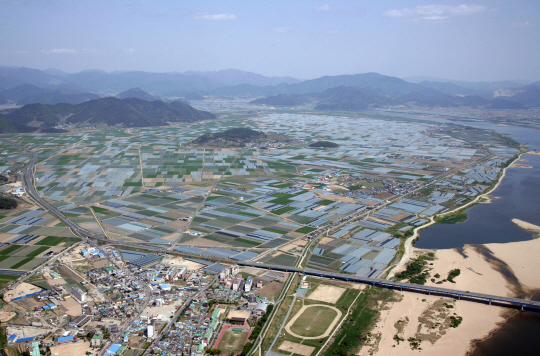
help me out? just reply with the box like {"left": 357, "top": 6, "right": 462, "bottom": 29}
{"left": 0, "top": 242, "right": 288, "bottom": 356}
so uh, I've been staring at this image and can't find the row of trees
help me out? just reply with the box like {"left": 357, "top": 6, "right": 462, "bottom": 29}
{"left": 240, "top": 304, "right": 274, "bottom": 356}
{"left": 0, "top": 196, "right": 17, "bottom": 210}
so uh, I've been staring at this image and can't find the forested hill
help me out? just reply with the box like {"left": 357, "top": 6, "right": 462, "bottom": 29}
{"left": 192, "top": 127, "right": 287, "bottom": 147}
{"left": 0, "top": 97, "right": 216, "bottom": 133}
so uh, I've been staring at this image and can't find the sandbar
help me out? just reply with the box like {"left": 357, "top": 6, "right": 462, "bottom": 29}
{"left": 512, "top": 218, "right": 540, "bottom": 237}
{"left": 370, "top": 237, "right": 540, "bottom": 356}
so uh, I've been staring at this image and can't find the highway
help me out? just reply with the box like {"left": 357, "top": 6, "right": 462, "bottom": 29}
{"left": 5, "top": 139, "right": 540, "bottom": 314}
{"left": 237, "top": 262, "right": 540, "bottom": 311}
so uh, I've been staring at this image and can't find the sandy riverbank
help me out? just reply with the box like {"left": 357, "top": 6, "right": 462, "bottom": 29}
{"left": 510, "top": 163, "right": 533, "bottom": 168}
{"left": 369, "top": 237, "right": 540, "bottom": 356}
{"left": 512, "top": 218, "right": 540, "bottom": 238}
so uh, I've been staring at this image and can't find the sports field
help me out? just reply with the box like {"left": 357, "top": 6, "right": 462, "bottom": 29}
{"left": 288, "top": 305, "right": 340, "bottom": 338}
{"left": 216, "top": 326, "right": 250, "bottom": 355}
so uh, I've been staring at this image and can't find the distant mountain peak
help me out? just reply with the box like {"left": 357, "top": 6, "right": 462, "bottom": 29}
{"left": 115, "top": 87, "right": 159, "bottom": 101}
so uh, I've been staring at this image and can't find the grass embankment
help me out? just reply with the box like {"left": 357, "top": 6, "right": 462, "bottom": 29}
{"left": 435, "top": 211, "right": 468, "bottom": 224}
{"left": 323, "top": 287, "right": 398, "bottom": 356}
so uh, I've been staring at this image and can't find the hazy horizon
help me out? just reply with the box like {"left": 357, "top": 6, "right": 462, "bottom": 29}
{"left": 1, "top": 0, "right": 539, "bottom": 82}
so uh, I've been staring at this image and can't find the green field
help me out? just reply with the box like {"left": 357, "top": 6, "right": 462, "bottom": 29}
{"left": 35, "top": 236, "right": 80, "bottom": 246}
{"left": 217, "top": 328, "right": 249, "bottom": 354}
{"left": 10, "top": 258, "right": 33, "bottom": 269}
{"left": 27, "top": 246, "right": 50, "bottom": 257}
{"left": 0, "top": 245, "right": 23, "bottom": 255}
{"left": 295, "top": 226, "right": 316, "bottom": 234}
{"left": 289, "top": 306, "right": 338, "bottom": 337}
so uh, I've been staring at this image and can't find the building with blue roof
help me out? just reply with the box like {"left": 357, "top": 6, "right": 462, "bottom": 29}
{"left": 57, "top": 336, "right": 74, "bottom": 343}
{"left": 16, "top": 337, "right": 34, "bottom": 343}
{"left": 105, "top": 344, "right": 121, "bottom": 356}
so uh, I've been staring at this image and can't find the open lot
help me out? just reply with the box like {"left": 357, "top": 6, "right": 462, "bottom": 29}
{"left": 49, "top": 341, "right": 91, "bottom": 356}
{"left": 278, "top": 341, "right": 315, "bottom": 356}
{"left": 306, "top": 284, "right": 346, "bottom": 304}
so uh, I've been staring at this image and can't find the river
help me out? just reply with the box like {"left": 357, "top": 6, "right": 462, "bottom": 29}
{"left": 371, "top": 111, "right": 540, "bottom": 355}
{"left": 415, "top": 153, "right": 540, "bottom": 249}
{"left": 369, "top": 111, "right": 540, "bottom": 249}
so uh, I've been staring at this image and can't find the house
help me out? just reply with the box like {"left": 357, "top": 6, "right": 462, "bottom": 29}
{"left": 91, "top": 334, "right": 102, "bottom": 347}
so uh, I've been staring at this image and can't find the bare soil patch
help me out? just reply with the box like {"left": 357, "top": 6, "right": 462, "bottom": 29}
{"left": 278, "top": 341, "right": 315, "bottom": 356}
{"left": 254, "top": 281, "right": 285, "bottom": 301}
{"left": 313, "top": 192, "right": 357, "bottom": 203}
{"left": 319, "top": 237, "right": 334, "bottom": 244}
{"left": 59, "top": 297, "right": 82, "bottom": 316}
{"left": 306, "top": 284, "right": 346, "bottom": 304}
{"left": 0, "top": 311, "right": 16, "bottom": 322}
{"left": 50, "top": 341, "right": 91, "bottom": 356}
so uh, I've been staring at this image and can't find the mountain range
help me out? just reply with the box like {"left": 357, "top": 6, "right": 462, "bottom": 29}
{"left": 0, "top": 66, "right": 300, "bottom": 96}
{"left": 0, "top": 66, "right": 538, "bottom": 110}
{"left": 248, "top": 83, "right": 539, "bottom": 110}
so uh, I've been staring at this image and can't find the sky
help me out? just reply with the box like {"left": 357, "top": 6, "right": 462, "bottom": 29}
{"left": 1, "top": 0, "right": 539, "bottom": 81}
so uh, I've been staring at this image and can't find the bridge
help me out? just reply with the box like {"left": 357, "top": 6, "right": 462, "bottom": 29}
{"left": 5, "top": 139, "right": 540, "bottom": 312}
{"left": 237, "top": 262, "right": 540, "bottom": 311}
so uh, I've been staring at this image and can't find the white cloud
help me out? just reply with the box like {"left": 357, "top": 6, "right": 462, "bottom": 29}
{"left": 41, "top": 48, "right": 76, "bottom": 54}
{"left": 512, "top": 21, "right": 536, "bottom": 27}
{"left": 315, "top": 4, "right": 331, "bottom": 11}
{"left": 271, "top": 27, "right": 293, "bottom": 33}
{"left": 383, "top": 4, "right": 487, "bottom": 21}
{"left": 193, "top": 12, "right": 237, "bottom": 21}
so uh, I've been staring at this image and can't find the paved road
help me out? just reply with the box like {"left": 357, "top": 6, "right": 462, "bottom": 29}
{"left": 240, "top": 262, "right": 540, "bottom": 311}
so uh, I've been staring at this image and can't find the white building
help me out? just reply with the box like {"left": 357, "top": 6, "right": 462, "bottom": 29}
{"left": 72, "top": 287, "right": 86, "bottom": 303}
{"left": 245, "top": 276, "right": 253, "bottom": 292}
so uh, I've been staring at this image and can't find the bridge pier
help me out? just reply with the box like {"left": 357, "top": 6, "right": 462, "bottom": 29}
{"left": 489, "top": 299, "right": 491, "bottom": 305}
{"left": 521, "top": 304, "right": 524, "bottom": 311}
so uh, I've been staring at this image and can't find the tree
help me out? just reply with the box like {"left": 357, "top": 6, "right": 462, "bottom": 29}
{"left": 0, "top": 197, "right": 17, "bottom": 210}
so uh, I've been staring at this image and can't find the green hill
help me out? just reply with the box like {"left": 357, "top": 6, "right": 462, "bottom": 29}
{"left": 315, "top": 86, "right": 395, "bottom": 110}
{"left": 309, "top": 141, "right": 339, "bottom": 148}
{"left": 250, "top": 94, "right": 309, "bottom": 106}
{"left": 192, "top": 127, "right": 287, "bottom": 147}
{"left": 0, "top": 97, "right": 216, "bottom": 133}
{"left": 509, "top": 85, "right": 540, "bottom": 107}
{"left": 18, "top": 90, "right": 100, "bottom": 105}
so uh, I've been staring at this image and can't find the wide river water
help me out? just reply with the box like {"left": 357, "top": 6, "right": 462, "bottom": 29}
{"left": 372, "top": 112, "right": 540, "bottom": 249}
{"left": 373, "top": 112, "right": 540, "bottom": 355}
